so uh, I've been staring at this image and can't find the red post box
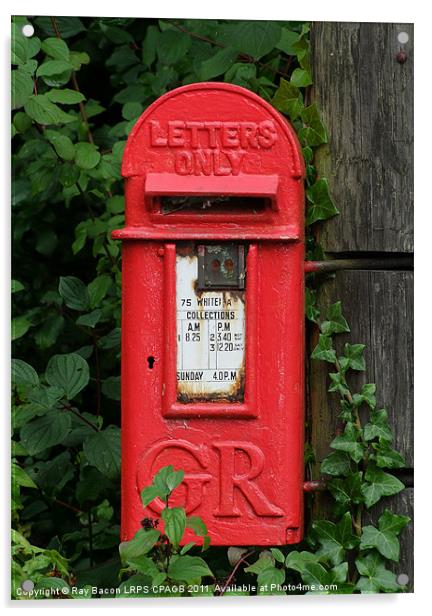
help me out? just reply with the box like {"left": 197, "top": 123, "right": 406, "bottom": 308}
{"left": 112, "top": 82, "right": 305, "bottom": 546}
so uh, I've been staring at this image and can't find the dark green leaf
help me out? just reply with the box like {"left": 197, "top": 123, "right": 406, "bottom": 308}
{"left": 142, "top": 25, "right": 159, "bottom": 67}
{"left": 257, "top": 566, "right": 285, "bottom": 593}
{"left": 199, "top": 47, "right": 238, "bottom": 80}
{"left": 46, "top": 89, "right": 85, "bottom": 104}
{"left": 35, "top": 17, "right": 86, "bottom": 39}
{"left": 12, "top": 359, "right": 39, "bottom": 386}
{"left": 45, "top": 353, "right": 90, "bottom": 399}
{"left": 12, "top": 316, "right": 31, "bottom": 340}
{"left": 306, "top": 178, "right": 339, "bottom": 225}
{"left": 361, "top": 465, "right": 404, "bottom": 508}
{"left": 75, "top": 142, "right": 101, "bottom": 170}
{"left": 230, "top": 21, "right": 282, "bottom": 59}
{"left": 83, "top": 426, "right": 121, "bottom": 479}
{"left": 20, "top": 410, "right": 72, "bottom": 455}
{"left": 355, "top": 551, "right": 400, "bottom": 593}
{"left": 330, "top": 423, "right": 364, "bottom": 463}
{"left": 59, "top": 276, "right": 90, "bottom": 311}
{"left": 353, "top": 383, "right": 377, "bottom": 409}
{"left": 320, "top": 451, "right": 351, "bottom": 476}
{"left": 276, "top": 28, "right": 301, "bottom": 55}
{"left": 360, "top": 525, "right": 399, "bottom": 561}
{"left": 270, "top": 548, "right": 285, "bottom": 563}
{"left": 311, "top": 334, "right": 336, "bottom": 363}
{"left": 168, "top": 555, "right": 213, "bottom": 582}
{"left": 12, "top": 463, "right": 37, "bottom": 488}
{"left": 374, "top": 443, "right": 406, "bottom": 469}
{"left": 161, "top": 507, "right": 186, "bottom": 546}
{"left": 378, "top": 509, "right": 410, "bottom": 535}
{"left": 272, "top": 78, "right": 303, "bottom": 120}
{"left": 157, "top": 30, "right": 192, "bottom": 64}
{"left": 12, "top": 69, "right": 34, "bottom": 109}
{"left": 41, "top": 38, "right": 70, "bottom": 61}
{"left": 101, "top": 376, "right": 121, "bottom": 400}
{"left": 76, "top": 309, "right": 102, "bottom": 328}
{"left": 119, "top": 528, "right": 160, "bottom": 563}
{"left": 300, "top": 102, "right": 327, "bottom": 146}
{"left": 291, "top": 68, "right": 312, "bottom": 87}
{"left": 46, "top": 132, "right": 75, "bottom": 161}
{"left": 24, "top": 94, "right": 74, "bottom": 125}
{"left": 321, "top": 301, "right": 350, "bottom": 335}
{"left": 36, "top": 60, "right": 72, "bottom": 78}
{"left": 342, "top": 343, "right": 366, "bottom": 371}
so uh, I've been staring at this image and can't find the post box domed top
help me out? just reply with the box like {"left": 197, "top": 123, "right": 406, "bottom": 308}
{"left": 121, "top": 82, "right": 304, "bottom": 181}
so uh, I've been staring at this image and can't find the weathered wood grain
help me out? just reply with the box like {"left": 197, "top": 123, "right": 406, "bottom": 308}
{"left": 308, "top": 270, "right": 413, "bottom": 466}
{"left": 310, "top": 22, "right": 414, "bottom": 252}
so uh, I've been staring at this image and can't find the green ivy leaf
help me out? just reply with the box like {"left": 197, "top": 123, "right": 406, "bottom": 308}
{"left": 373, "top": 442, "right": 406, "bottom": 469}
{"left": 245, "top": 556, "right": 273, "bottom": 574}
{"left": 300, "top": 102, "right": 327, "bottom": 146}
{"left": 59, "top": 276, "right": 90, "bottom": 311}
{"left": 83, "top": 426, "right": 121, "bottom": 479}
{"left": 20, "top": 410, "right": 72, "bottom": 455}
{"left": 161, "top": 507, "right": 186, "bottom": 547}
{"left": 341, "top": 343, "right": 366, "bottom": 371}
{"left": 24, "top": 94, "right": 74, "bottom": 125}
{"left": 306, "top": 178, "right": 339, "bottom": 225}
{"left": 320, "top": 451, "right": 351, "bottom": 476}
{"left": 291, "top": 68, "right": 312, "bottom": 87}
{"left": 330, "top": 423, "right": 364, "bottom": 463}
{"left": 321, "top": 302, "right": 350, "bottom": 335}
{"left": 312, "top": 513, "right": 359, "bottom": 566}
{"left": 359, "top": 525, "right": 399, "bottom": 561}
{"left": 328, "top": 472, "right": 364, "bottom": 509}
{"left": 75, "top": 142, "right": 101, "bottom": 170}
{"left": 361, "top": 465, "right": 404, "bottom": 508}
{"left": 276, "top": 28, "right": 301, "bottom": 55}
{"left": 328, "top": 372, "right": 350, "bottom": 397}
{"left": 378, "top": 510, "right": 410, "bottom": 535}
{"left": 353, "top": 383, "right": 377, "bottom": 409}
{"left": 272, "top": 79, "right": 303, "bottom": 120}
{"left": 355, "top": 551, "right": 400, "bottom": 593}
{"left": 311, "top": 334, "right": 336, "bottom": 363}
{"left": 257, "top": 566, "right": 285, "bottom": 593}
{"left": 168, "top": 555, "right": 213, "bottom": 583}
{"left": 45, "top": 353, "right": 90, "bottom": 399}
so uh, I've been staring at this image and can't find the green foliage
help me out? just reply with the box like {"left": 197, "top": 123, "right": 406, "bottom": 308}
{"left": 11, "top": 15, "right": 408, "bottom": 599}
{"left": 119, "top": 466, "right": 212, "bottom": 593}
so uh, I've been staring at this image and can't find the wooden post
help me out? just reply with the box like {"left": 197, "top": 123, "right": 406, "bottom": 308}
{"left": 309, "top": 22, "right": 414, "bottom": 588}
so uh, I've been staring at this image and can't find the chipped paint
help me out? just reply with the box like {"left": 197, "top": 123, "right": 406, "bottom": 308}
{"left": 176, "top": 245, "right": 246, "bottom": 402}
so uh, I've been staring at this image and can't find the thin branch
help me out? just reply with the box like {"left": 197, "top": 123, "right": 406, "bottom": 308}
{"left": 218, "top": 550, "right": 255, "bottom": 596}
{"left": 61, "top": 402, "right": 99, "bottom": 432}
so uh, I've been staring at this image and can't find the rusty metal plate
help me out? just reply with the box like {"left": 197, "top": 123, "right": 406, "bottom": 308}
{"left": 176, "top": 245, "right": 246, "bottom": 402}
